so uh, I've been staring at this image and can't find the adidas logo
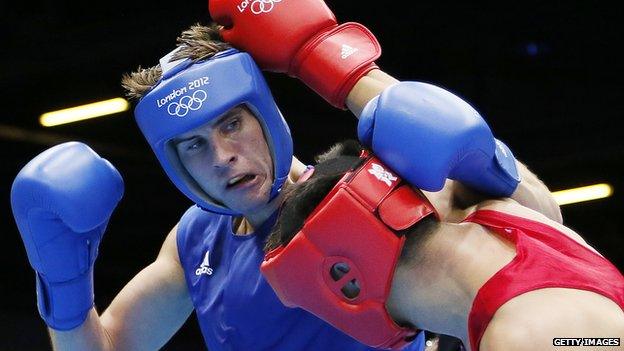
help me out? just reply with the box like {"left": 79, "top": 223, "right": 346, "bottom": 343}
{"left": 195, "top": 250, "right": 214, "bottom": 276}
{"left": 341, "top": 44, "right": 359, "bottom": 59}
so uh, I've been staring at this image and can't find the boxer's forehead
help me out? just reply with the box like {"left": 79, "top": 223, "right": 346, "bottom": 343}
{"left": 172, "top": 105, "right": 249, "bottom": 142}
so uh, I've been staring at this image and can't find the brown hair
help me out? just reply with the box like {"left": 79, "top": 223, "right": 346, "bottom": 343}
{"left": 121, "top": 23, "right": 231, "bottom": 100}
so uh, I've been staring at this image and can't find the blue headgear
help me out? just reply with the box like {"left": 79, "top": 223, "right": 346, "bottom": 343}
{"left": 134, "top": 48, "right": 293, "bottom": 215}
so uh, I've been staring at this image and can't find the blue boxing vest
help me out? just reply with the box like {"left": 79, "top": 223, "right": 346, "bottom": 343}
{"left": 177, "top": 205, "right": 425, "bottom": 350}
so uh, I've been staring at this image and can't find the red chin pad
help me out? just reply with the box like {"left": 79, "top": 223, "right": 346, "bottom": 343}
{"left": 261, "top": 155, "right": 438, "bottom": 349}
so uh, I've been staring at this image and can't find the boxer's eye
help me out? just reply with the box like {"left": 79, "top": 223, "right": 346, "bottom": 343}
{"left": 221, "top": 116, "right": 241, "bottom": 134}
{"left": 185, "top": 138, "right": 205, "bottom": 151}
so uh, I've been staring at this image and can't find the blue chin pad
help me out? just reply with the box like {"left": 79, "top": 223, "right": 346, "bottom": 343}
{"left": 134, "top": 48, "right": 293, "bottom": 215}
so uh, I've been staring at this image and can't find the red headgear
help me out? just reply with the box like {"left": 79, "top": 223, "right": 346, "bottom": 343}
{"left": 261, "top": 153, "right": 438, "bottom": 349}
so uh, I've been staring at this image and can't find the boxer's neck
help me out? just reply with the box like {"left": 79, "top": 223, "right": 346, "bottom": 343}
{"left": 386, "top": 221, "right": 516, "bottom": 347}
{"left": 234, "top": 186, "right": 287, "bottom": 235}
{"left": 234, "top": 161, "right": 305, "bottom": 234}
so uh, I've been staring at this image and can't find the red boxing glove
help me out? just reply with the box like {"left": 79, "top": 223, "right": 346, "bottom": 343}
{"left": 209, "top": 0, "right": 381, "bottom": 109}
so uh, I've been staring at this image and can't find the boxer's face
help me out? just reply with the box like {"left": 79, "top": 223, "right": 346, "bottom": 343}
{"left": 173, "top": 105, "right": 274, "bottom": 214}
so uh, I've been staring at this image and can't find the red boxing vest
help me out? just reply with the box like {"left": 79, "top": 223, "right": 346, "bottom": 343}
{"left": 464, "top": 210, "right": 624, "bottom": 351}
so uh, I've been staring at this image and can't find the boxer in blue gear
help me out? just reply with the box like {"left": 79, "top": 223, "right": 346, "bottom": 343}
{"left": 136, "top": 45, "right": 426, "bottom": 348}
{"left": 133, "top": 30, "right": 427, "bottom": 351}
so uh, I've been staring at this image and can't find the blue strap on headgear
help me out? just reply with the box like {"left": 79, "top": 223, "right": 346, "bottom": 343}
{"left": 135, "top": 48, "right": 293, "bottom": 215}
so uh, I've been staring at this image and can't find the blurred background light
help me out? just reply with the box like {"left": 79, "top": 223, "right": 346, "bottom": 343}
{"left": 39, "top": 98, "right": 129, "bottom": 127}
{"left": 553, "top": 183, "right": 613, "bottom": 205}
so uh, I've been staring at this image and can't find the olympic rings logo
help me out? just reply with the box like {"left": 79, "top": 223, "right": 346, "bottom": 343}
{"left": 251, "top": 0, "right": 281, "bottom": 14}
{"left": 167, "top": 90, "right": 207, "bottom": 117}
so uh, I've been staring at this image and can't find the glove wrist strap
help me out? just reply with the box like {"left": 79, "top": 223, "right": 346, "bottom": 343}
{"left": 291, "top": 22, "right": 381, "bottom": 109}
{"left": 36, "top": 269, "right": 94, "bottom": 331}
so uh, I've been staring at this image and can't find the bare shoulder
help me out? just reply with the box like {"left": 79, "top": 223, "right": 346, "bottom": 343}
{"left": 479, "top": 316, "right": 540, "bottom": 351}
{"left": 479, "top": 292, "right": 564, "bottom": 351}
{"left": 480, "top": 313, "right": 571, "bottom": 351}
{"left": 480, "top": 289, "right": 624, "bottom": 351}
{"left": 157, "top": 223, "right": 182, "bottom": 266}
{"left": 469, "top": 199, "right": 598, "bottom": 254}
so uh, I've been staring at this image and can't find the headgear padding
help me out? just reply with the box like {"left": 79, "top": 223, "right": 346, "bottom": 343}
{"left": 261, "top": 154, "right": 438, "bottom": 349}
{"left": 135, "top": 48, "right": 293, "bottom": 215}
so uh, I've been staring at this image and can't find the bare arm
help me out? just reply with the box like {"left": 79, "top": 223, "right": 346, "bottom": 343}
{"left": 344, "top": 70, "right": 562, "bottom": 223}
{"left": 50, "top": 225, "right": 193, "bottom": 351}
{"left": 345, "top": 69, "right": 398, "bottom": 118}
{"left": 508, "top": 162, "right": 562, "bottom": 223}
{"left": 449, "top": 161, "right": 562, "bottom": 223}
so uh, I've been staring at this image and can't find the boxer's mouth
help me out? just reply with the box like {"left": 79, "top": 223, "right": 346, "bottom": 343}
{"left": 226, "top": 174, "right": 258, "bottom": 189}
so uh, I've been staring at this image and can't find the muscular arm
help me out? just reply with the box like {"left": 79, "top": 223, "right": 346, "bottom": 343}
{"left": 506, "top": 162, "right": 562, "bottom": 223}
{"left": 50, "top": 225, "right": 193, "bottom": 351}
{"left": 449, "top": 161, "right": 562, "bottom": 223}
{"left": 345, "top": 70, "right": 562, "bottom": 223}
{"left": 345, "top": 69, "right": 398, "bottom": 118}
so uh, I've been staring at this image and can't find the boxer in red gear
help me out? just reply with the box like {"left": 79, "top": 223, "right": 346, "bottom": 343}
{"left": 265, "top": 141, "right": 624, "bottom": 351}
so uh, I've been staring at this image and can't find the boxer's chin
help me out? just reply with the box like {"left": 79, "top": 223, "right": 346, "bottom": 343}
{"left": 225, "top": 174, "right": 272, "bottom": 214}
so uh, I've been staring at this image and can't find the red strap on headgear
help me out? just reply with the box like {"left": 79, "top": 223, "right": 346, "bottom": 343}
{"left": 261, "top": 156, "right": 438, "bottom": 349}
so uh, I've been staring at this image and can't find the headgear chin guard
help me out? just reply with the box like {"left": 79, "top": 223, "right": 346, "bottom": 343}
{"left": 134, "top": 48, "right": 293, "bottom": 215}
{"left": 261, "top": 154, "right": 439, "bottom": 350}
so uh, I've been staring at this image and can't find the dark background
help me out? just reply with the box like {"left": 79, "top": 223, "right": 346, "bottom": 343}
{"left": 1, "top": 1, "right": 622, "bottom": 350}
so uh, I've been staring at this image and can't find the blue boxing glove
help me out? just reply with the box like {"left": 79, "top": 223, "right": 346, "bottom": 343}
{"left": 358, "top": 81, "right": 520, "bottom": 197}
{"left": 11, "top": 142, "right": 124, "bottom": 330}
